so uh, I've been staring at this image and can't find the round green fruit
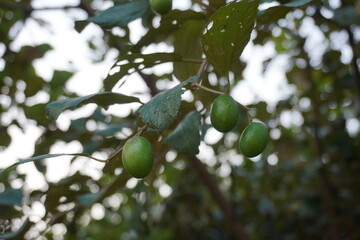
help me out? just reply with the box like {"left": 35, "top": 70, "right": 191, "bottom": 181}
{"left": 150, "top": 0, "right": 172, "bottom": 15}
{"left": 239, "top": 122, "right": 269, "bottom": 158}
{"left": 122, "top": 136, "right": 153, "bottom": 178}
{"left": 210, "top": 94, "right": 239, "bottom": 133}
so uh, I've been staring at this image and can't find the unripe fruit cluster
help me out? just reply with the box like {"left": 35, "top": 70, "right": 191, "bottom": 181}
{"left": 210, "top": 95, "right": 269, "bottom": 158}
{"left": 121, "top": 94, "right": 268, "bottom": 178}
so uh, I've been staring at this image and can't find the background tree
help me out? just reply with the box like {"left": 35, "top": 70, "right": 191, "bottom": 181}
{"left": 1, "top": 0, "right": 360, "bottom": 239}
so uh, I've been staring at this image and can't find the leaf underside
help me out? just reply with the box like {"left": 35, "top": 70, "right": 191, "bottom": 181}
{"left": 46, "top": 92, "right": 140, "bottom": 121}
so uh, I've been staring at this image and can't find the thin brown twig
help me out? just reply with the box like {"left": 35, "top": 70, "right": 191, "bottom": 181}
{"left": 188, "top": 156, "right": 250, "bottom": 240}
{"left": 181, "top": 58, "right": 204, "bottom": 63}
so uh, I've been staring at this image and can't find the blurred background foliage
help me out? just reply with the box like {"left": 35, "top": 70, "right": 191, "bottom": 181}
{"left": 0, "top": 0, "right": 360, "bottom": 239}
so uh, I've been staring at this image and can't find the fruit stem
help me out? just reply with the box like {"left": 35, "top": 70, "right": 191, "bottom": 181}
{"left": 197, "top": 58, "right": 208, "bottom": 76}
{"left": 226, "top": 72, "right": 231, "bottom": 94}
{"left": 135, "top": 125, "right": 148, "bottom": 137}
{"left": 238, "top": 102, "right": 250, "bottom": 111}
{"left": 106, "top": 146, "right": 124, "bottom": 163}
{"left": 192, "top": 83, "right": 225, "bottom": 95}
{"left": 105, "top": 125, "right": 148, "bottom": 163}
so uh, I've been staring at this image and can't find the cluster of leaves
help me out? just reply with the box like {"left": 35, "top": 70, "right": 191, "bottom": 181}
{"left": 1, "top": 0, "right": 360, "bottom": 239}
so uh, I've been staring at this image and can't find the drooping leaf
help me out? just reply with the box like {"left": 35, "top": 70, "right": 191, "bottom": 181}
{"left": 76, "top": 188, "right": 107, "bottom": 207}
{"left": 104, "top": 53, "right": 183, "bottom": 91}
{"left": 173, "top": 20, "right": 204, "bottom": 81}
{"left": 209, "top": 0, "right": 226, "bottom": 10}
{"left": 165, "top": 111, "right": 202, "bottom": 155}
{"left": 283, "top": 0, "right": 312, "bottom": 7}
{"left": 0, "top": 153, "right": 106, "bottom": 177}
{"left": 132, "top": 10, "right": 206, "bottom": 52}
{"left": 87, "top": 0, "right": 149, "bottom": 28}
{"left": 333, "top": 6, "right": 360, "bottom": 26}
{"left": 0, "top": 188, "right": 23, "bottom": 206}
{"left": 77, "top": 173, "right": 128, "bottom": 206}
{"left": 202, "top": 0, "right": 259, "bottom": 75}
{"left": 49, "top": 70, "right": 73, "bottom": 101}
{"left": 257, "top": 0, "right": 313, "bottom": 26}
{"left": 138, "top": 75, "right": 200, "bottom": 130}
{"left": 257, "top": 7, "right": 291, "bottom": 26}
{"left": 45, "top": 92, "right": 140, "bottom": 121}
{"left": 0, "top": 218, "right": 30, "bottom": 240}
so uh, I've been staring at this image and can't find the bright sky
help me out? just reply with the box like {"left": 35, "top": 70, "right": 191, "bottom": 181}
{"left": 0, "top": 0, "right": 295, "bottom": 190}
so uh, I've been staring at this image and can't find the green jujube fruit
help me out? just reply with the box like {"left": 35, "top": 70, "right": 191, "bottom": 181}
{"left": 239, "top": 122, "right": 269, "bottom": 158}
{"left": 122, "top": 136, "right": 153, "bottom": 178}
{"left": 150, "top": 0, "right": 172, "bottom": 15}
{"left": 210, "top": 95, "right": 239, "bottom": 132}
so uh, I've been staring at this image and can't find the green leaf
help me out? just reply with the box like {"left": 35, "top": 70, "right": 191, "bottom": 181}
{"left": 165, "top": 111, "right": 202, "bottom": 155}
{"left": 209, "top": 0, "right": 226, "bottom": 10}
{"left": 0, "top": 127, "right": 11, "bottom": 147}
{"left": 283, "top": 0, "right": 312, "bottom": 7}
{"left": 87, "top": 0, "right": 149, "bottom": 28}
{"left": 46, "top": 92, "right": 140, "bottom": 121}
{"left": 77, "top": 188, "right": 107, "bottom": 207}
{"left": 333, "top": 6, "right": 360, "bottom": 26}
{"left": 77, "top": 173, "right": 128, "bottom": 206}
{"left": 0, "top": 153, "right": 106, "bottom": 177}
{"left": 173, "top": 20, "right": 204, "bottom": 81}
{"left": 138, "top": 75, "right": 200, "bottom": 130}
{"left": 257, "top": 0, "right": 312, "bottom": 27}
{"left": 104, "top": 52, "right": 183, "bottom": 91}
{"left": 133, "top": 10, "right": 206, "bottom": 52}
{"left": 0, "top": 219, "right": 30, "bottom": 240}
{"left": 202, "top": 0, "right": 259, "bottom": 75}
{"left": 0, "top": 188, "right": 23, "bottom": 206}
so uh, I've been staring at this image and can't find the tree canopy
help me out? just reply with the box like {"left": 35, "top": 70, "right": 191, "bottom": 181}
{"left": 0, "top": 0, "right": 360, "bottom": 239}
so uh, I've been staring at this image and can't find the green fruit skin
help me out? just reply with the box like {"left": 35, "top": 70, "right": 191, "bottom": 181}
{"left": 239, "top": 122, "right": 269, "bottom": 158}
{"left": 150, "top": 0, "right": 172, "bottom": 15}
{"left": 122, "top": 136, "right": 153, "bottom": 178}
{"left": 210, "top": 95, "right": 239, "bottom": 132}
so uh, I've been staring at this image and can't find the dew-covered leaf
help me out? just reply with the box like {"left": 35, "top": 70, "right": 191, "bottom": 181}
{"left": 202, "top": 0, "right": 259, "bottom": 75}
{"left": 46, "top": 92, "right": 140, "bottom": 121}
{"left": 104, "top": 52, "right": 183, "bottom": 91}
{"left": 138, "top": 75, "right": 199, "bottom": 130}
{"left": 165, "top": 111, "right": 202, "bottom": 155}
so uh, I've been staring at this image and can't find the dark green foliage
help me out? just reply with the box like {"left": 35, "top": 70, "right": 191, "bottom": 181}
{"left": 165, "top": 111, "right": 202, "bottom": 155}
{"left": 202, "top": 0, "right": 259, "bottom": 75}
